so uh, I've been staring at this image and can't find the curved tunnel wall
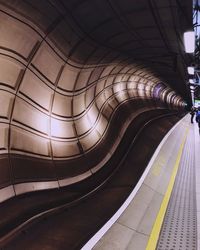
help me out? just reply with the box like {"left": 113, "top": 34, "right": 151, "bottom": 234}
{"left": 0, "top": 2, "right": 186, "bottom": 200}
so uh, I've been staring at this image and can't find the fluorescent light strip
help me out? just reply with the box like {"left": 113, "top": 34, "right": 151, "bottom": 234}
{"left": 184, "top": 31, "right": 195, "bottom": 53}
{"left": 189, "top": 79, "right": 194, "bottom": 84}
{"left": 187, "top": 66, "right": 194, "bottom": 75}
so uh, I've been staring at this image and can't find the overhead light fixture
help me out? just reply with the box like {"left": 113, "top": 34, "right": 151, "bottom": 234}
{"left": 187, "top": 66, "right": 194, "bottom": 75}
{"left": 183, "top": 31, "right": 195, "bottom": 53}
{"left": 189, "top": 79, "right": 194, "bottom": 83}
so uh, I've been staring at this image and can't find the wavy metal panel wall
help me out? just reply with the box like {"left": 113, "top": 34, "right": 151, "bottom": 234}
{"left": 0, "top": 0, "right": 190, "bottom": 200}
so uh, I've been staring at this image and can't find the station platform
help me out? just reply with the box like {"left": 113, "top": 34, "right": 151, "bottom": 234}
{"left": 82, "top": 114, "right": 200, "bottom": 250}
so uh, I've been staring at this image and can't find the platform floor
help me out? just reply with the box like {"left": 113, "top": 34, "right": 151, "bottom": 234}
{"left": 156, "top": 119, "right": 197, "bottom": 250}
{"left": 82, "top": 114, "right": 200, "bottom": 250}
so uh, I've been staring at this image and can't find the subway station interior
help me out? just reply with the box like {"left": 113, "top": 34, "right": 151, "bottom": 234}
{"left": 0, "top": 0, "right": 199, "bottom": 249}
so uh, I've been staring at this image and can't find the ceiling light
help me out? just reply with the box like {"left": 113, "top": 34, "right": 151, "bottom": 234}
{"left": 187, "top": 66, "right": 194, "bottom": 74}
{"left": 189, "top": 79, "right": 194, "bottom": 83}
{"left": 183, "top": 31, "right": 195, "bottom": 53}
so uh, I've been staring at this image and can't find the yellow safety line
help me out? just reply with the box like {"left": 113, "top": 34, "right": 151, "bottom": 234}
{"left": 146, "top": 126, "right": 189, "bottom": 250}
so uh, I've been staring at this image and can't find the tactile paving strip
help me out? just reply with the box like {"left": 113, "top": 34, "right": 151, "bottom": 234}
{"left": 156, "top": 128, "right": 197, "bottom": 250}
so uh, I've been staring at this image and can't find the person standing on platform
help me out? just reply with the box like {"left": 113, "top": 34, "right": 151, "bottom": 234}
{"left": 196, "top": 107, "right": 200, "bottom": 134}
{"left": 190, "top": 106, "right": 196, "bottom": 123}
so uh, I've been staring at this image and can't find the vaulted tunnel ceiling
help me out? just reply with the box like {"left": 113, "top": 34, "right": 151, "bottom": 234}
{"left": 0, "top": 0, "right": 193, "bottom": 199}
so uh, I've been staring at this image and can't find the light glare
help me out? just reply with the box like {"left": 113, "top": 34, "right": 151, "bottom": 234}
{"left": 187, "top": 66, "right": 194, "bottom": 75}
{"left": 183, "top": 31, "right": 195, "bottom": 53}
{"left": 189, "top": 79, "right": 194, "bottom": 84}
